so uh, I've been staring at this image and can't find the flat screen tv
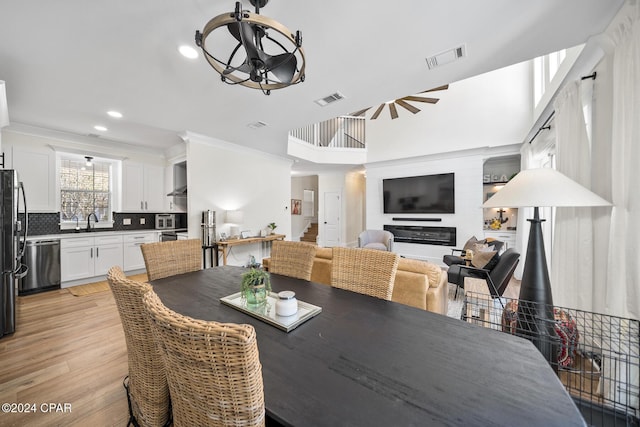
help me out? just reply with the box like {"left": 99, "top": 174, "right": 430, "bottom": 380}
{"left": 383, "top": 173, "right": 455, "bottom": 214}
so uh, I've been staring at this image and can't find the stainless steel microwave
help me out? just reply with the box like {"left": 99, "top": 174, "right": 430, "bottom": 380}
{"left": 155, "top": 214, "right": 175, "bottom": 230}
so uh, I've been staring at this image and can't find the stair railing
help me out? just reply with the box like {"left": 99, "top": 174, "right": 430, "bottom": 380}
{"left": 290, "top": 116, "right": 365, "bottom": 149}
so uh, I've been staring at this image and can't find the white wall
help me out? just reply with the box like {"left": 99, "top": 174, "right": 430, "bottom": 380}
{"left": 366, "top": 150, "right": 499, "bottom": 265}
{"left": 366, "top": 61, "right": 533, "bottom": 162}
{"left": 0, "top": 80, "right": 7, "bottom": 152}
{"left": 345, "top": 170, "right": 366, "bottom": 247}
{"left": 184, "top": 132, "right": 292, "bottom": 266}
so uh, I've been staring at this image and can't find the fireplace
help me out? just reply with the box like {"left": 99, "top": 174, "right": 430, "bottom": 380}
{"left": 384, "top": 225, "right": 456, "bottom": 246}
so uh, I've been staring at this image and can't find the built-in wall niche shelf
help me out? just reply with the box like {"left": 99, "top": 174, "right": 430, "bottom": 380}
{"left": 483, "top": 174, "right": 512, "bottom": 184}
{"left": 483, "top": 155, "right": 520, "bottom": 184}
{"left": 483, "top": 155, "right": 520, "bottom": 242}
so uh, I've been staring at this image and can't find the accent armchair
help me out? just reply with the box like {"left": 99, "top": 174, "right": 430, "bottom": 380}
{"left": 447, "top": 248, "right": 520, "bottom": 299}
{"left": 358, "top": 230, "right": 394, "bottom": 251}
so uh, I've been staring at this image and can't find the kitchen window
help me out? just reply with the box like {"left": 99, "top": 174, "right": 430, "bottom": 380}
{"left": 59, "top": 155, "right": 114, "bottom": 228}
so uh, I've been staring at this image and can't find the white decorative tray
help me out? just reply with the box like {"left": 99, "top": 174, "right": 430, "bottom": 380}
{"left": 220, "top": 292, "right": 322, "bottom": 332}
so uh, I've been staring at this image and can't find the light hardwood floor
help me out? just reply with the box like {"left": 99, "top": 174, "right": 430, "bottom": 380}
{"left": 0, "top": 288, "right": 129, "bottom": 427}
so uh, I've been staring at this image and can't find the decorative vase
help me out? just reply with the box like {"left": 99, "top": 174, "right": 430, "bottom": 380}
{"left": 245, "top": 284, "right": 267, "bottom": 306}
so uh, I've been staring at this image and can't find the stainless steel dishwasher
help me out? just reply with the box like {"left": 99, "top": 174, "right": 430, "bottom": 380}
{"left": 19, "top": 239, "right": 61, "bottom": 295}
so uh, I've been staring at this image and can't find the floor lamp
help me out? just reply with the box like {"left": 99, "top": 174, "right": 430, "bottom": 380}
{"left": 482, "top": 168, "right": 611, "bottom": 366}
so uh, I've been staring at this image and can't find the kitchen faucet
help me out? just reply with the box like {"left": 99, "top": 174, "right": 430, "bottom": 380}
{"left": 87, "top": 212, "right": 98, "bottom": 231}
{"left": 70, "top": 214, "right": 79, "bottom": 230}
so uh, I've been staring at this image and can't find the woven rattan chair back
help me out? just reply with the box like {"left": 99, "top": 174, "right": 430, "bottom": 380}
{"left": 268, "top": 241, "right": 317, "bottom": 280}
{"left": 140, "top": 239, "right": 202, "bottom": 281}
{"left": 107, "top": 266, "right": 170, "bottom": 427}
{"left": 331, "top": 247, "right": 399, "bottom": 300}
{"left": 143, "top": 291, "right": 265, "bottom": 427}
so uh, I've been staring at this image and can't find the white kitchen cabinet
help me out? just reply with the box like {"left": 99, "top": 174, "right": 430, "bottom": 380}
{"left": 61, "top": 235, "right": 124, "bottom": 282}
{"left": 61, "top": 242, "right": 94, "bottom": 282}
{"left": 94, "top": 235, "right": 124, "bottom": 275}
{"left": 122, "top": 162, "right": 164, "bottom": 212}
{"left": 11, "top": 146, "right": 56, "bottom": 211}
{"left": 123, "top": 232, "right": 156, "bottom": 271}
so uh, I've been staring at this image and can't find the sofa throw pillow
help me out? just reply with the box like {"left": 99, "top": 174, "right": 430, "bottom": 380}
{"left": 471, "top": 243, "right": 489, "bottom": 253}
{"left": 471, "top": 250, "right": 497, "bottom": 269}
{"left": 462, "top": 236, "right": 485, "bottom": 251}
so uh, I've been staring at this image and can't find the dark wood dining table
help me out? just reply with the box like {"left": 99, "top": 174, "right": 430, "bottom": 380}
{"left": 151, "top": 266, "right": 586, "bottom": 427}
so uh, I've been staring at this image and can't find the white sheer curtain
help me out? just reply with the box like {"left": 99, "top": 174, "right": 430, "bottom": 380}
{"left": 606, "top": 2, "right": 640, "bottom": 320}
{"left": 551, "top": 81, "right": 596, "bottom": 311}
{"left": 518, "top": 124, "right": 555, "bottom": 281}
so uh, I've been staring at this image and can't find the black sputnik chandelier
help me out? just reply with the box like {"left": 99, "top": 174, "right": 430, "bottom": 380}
{"left": 195, "top": 0, "right": 305, "bottom": 95}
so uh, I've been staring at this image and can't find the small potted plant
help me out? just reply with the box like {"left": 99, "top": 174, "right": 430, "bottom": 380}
{"left": 241, "top": 268, "right": 271, "bottom": 306}
{"left": 267, "top": 222, "right": 277, "bottom": 235}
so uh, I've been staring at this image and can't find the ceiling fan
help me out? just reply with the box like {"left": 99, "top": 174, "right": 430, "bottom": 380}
{"left": 195, "top": 0, "right": 305, "bottom": 95}
{"left": 351, "top": 85, "right": 449, "bottom": 120}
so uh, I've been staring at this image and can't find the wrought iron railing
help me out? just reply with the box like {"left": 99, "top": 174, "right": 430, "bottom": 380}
{"left": 464, "top": 292, "right": 639, "bottom": 427}
{"left": 289, "top": 116, "right": 365, "bottom": 149}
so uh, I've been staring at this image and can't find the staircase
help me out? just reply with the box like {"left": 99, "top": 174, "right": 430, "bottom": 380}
{"left": 301, "top": 223, "right": 318, "bottom": 243}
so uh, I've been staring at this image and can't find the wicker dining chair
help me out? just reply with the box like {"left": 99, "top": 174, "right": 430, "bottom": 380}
{"left": 140, "top": 239, "right": 202, "bottom": 281}
{"left": 107, "top": 266, "right": 171, "bottom": 427}
{"left": 142, "top": 291, "right": 265, "bottom": 427}
{"left": 331, "top": 247, "right": 400, "bottom": 300}
{"left": 268, "top": 240, "right": 317, "bottom": 280}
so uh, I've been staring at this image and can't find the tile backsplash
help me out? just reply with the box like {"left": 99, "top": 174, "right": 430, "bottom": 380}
{"left": 22, "top": 212, "right": 187, "bottom": 236}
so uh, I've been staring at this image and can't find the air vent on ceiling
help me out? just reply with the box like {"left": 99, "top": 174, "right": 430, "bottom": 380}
{"left": 314, "top": 91, "right": 345, "bottom": 107}
{"left": 247, "top": 121, "right": 268, "bottom": 129}
{"left": 87, "top": 133, "right": 101, "bottom": 138}
{"left": 425, "top": 44, "right": 466, "bottom": 70}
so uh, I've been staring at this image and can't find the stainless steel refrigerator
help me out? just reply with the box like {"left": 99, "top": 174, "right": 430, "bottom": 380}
{"left": 1, "top": 169, "right": 28, "bottom": 338}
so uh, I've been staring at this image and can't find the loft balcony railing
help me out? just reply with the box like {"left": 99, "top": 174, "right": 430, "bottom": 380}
{"left": 289, "top": 116, "right": 366, "bottom": 149}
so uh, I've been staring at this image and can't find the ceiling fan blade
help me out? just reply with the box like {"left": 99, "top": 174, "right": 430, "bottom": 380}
{"left": 395, "top": 99, "right": 420, "bottom": 114}
{"left": 389, "top": 103, "right": 399, "bottom": 119}
{"left": 238, "top": 22, "right": 264, "bottom": 62}
{"left": 351, "top": 107, "right": 371, "bottom": 117}
{"left": 402, "top": 96, "right": 439, "bottom": 104}
{"left": 227, "top": 22, "right": 242, "bottom": 43}
{"left": 265, "top": 53, "right": 297, "bottom": 83}
{"left": 370, "top": 104, "right": 385, "bottom": 120}
{"left": 421, "top": 84, "right": 449, "bottom": 93}
{"left": 223, "top": 61, "right": 253, "bottom": 75}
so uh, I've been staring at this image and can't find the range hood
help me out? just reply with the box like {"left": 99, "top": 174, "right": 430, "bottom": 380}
{"left": 167, "top": 185, "right": 187, "bottom": 197}
{"left": 167, "top": 161, "right": 187, "bottom": 197}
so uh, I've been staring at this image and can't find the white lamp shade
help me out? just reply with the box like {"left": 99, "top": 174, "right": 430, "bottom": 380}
{"left": 225, "top": 210, "right": 244, "bottom": 224}
{"left": 482, "top": 168, "right": 612, "bottom": 208}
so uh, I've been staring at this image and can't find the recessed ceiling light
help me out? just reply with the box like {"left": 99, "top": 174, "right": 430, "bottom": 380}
{"left": 179, "top": 45, "right": 198, "bottom": 59}
{"left": 107, "top": 110, "right": 122, "bottom": 118}
{"left": 94, "top": 125, "right": 107, "bottom": 132}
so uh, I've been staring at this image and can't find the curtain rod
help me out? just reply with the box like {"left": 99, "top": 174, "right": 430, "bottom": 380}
{"left": 527, "top": 71, "right": 597, "bottom": 145}
{"left": 527, "top": 111, "right": 555, "bottom": 144}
